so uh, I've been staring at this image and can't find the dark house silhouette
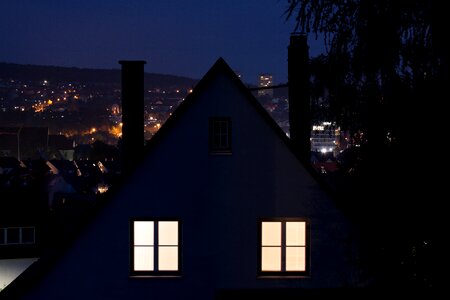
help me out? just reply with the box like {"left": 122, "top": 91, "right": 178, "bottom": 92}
{"left": 1, "top": 58, "right": 361, "bottom": 299}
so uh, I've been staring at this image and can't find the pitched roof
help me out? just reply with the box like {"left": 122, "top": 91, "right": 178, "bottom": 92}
{"left": 143, "top": 57, "right": 319, "bottom": 175}
{"left": 145, "top": 59, "right": 285, "bottom": 155}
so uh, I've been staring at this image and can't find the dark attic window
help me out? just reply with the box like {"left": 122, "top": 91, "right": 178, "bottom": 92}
{"left": 209, "top": 117, "right": 232, "bottom": 154}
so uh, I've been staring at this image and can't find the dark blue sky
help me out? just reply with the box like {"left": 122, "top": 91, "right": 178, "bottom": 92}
{"left": 1, "top": 0, "right": 324, "bottom": 84}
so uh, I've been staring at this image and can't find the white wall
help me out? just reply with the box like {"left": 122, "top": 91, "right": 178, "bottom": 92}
{"left": 0, "top": 258, "right": 38, "bottom": 291}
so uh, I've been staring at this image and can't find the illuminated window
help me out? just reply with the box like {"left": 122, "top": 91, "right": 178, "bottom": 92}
{"left": 0, "top": 227, "right": 35, "bottom": 245}
{"left": 209, "top": 117, "right": 231, "bottom": 153}
{"left": 130, "top": 219, "right": 181, "bottom": 276}
{"left": 259, "top": 219, "right": 309, "bottom": 276}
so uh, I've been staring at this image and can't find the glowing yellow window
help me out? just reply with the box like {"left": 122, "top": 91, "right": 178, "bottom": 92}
{"left": 131, "top": 220, "right": 181, "bottom": 275}
{"left": 260, "top": 219, "right": 309, "bottom": 276}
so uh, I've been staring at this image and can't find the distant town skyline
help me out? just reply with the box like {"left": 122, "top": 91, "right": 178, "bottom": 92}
{"left": 0, "top": 0, "right": 325, "bottom": 84}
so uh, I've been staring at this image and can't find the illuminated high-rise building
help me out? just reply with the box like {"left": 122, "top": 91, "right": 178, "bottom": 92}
{"left": 310, "top": 121, "right": 340, "bottom": 156}
{"left": 258, "top": 74, "right": 273, "bottom": 97}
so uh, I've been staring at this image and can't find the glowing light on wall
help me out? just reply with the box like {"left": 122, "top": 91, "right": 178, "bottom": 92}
{"left": 132, "top": 220, "right": 180, "bottom": 273}
{"left": 133, "top": 221, "right": 154, "bottom": 271}
{"left": 261, "top": 222, "right": 281, "bottom": 271}
{"left": 286, "top": 222, "right": 306, "bottom": 271}
{"left": 158, "top": 221, "right": 178, "bottom": 271}
{"left": 260, "top": 220, "right": 307, "bottom": 273}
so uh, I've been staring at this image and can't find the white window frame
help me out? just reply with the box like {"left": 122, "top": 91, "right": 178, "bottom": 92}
{"left": 130, "top": 219, "right": 182, "bottom": 276}
{"left": 258, "top": 218, "right": 310, "bottom": 277}
{"left": 0, "top": 227, "right": 35, "bottom": 246}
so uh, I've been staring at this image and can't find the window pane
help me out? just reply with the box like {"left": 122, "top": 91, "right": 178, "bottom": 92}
{"left": 158, "top": 246, "right": 178, "bottom": 271}
{"left": 134, "top": 221, "right": 153, "bottom": 246}
{"left": 213, "top": 135, "right": 220, "bottom": 147}
{"left": 262, "top": 222, "right": 281, "bottom": 246}
{"left": 210, "top": 118, "right": 231, "bottom": 152}
{"left": 158, "top": 221, "right": 178, "bottom": 246}
{"left": 134, "top": 246, "right": 154, "bottom": 271}
{"left": 286, "top": 222, "right": 306, "bottom": 246}
{"left": 220, "top": 134, "right": 228, "bottom": 148}
{"left": 213, "top": 121, "right": 220, "bottom": 135}
{"left": 7, "top": 228, "right": 20, "bottom": 244}
{"left": 261, "top": 247, "right": 281, "bottom": 271}
{"left": 220, "top": 121, "right": 227, "bottom": 132}
{"left": 21, "top": 227, "right": 35, "bottom": 244}
{"left": 286, "top": 247, "right": 306, "bottom": 271}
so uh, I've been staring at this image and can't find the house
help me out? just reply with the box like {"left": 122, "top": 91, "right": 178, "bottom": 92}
{"left": 1, "top": 58, "right": 360, "bottom": 299}
{"left": 0, "top": 127, "right": 49, "bottom": 160}
{"left": 48, "top": 135, "right": 75, "bottom": 161}
{"left": 0, "top": 159, "right": 43, "bottom": 292}
{"left": 0, "top": 128, "right": 17, "bottom": 157}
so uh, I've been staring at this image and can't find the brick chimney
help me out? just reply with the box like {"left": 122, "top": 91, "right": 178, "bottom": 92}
{"left": 119, "top": 60, "right": 146, "bottom": 174}
{"left": 288, "top": 33, "right": 310, "bottom": 163}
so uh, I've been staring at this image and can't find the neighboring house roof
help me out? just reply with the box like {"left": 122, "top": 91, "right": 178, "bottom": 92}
{"left": 0, "top": 58, "right": 342, "bottom": 299}
{"left": 99, "top": 160, "right": 121, "bottom": 175}
{"left": 74, "top": 160, "right": 101, "bottom": 178}
{"left": 21, "top": 160, "right": 50, "bottom": 174}
{"left": 47, "top": 160, "right": 78, "bottom": 176}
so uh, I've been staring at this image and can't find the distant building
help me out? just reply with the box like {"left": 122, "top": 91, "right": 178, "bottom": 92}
{"left": 48, "top": 135, "right": 75, "bottom": 161}
{"left": 111, "top": 104, "right": 120, "bottom": 115}
{"left": 2, "top": 58, "right": 360, "bottom": 300}
{"left": 0, "top": 127, "right": 49, "bottom": 160}
{"left": 310, "top": 122, "right": 340, "bottom": 156}
{"left": 0, "top": 128, "right": 74, "bottom": 161}
{"left": 257, "top": 74, "right": 273, "bottom": 97}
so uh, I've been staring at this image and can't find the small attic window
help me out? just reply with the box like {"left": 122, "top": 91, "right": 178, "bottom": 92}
{"left": 209, "top": 117, "right": 232, "bottom": 153}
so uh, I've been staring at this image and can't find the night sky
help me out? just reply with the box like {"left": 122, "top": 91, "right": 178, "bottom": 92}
{"left": 1, "top": 0, "right": 324, "bottom": 84}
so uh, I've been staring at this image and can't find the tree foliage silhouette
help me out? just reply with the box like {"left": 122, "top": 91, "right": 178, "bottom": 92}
{"left": 287, "top": 0, "right": 446, "bottom": 150}
{"left": 285, "top": 0, "right": 439, "bottom": 288}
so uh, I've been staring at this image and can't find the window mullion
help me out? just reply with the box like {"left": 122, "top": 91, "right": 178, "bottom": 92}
{"left": 154, "top": 221, "right": 159, "bottom": 272}
{"left": 209, "top": 118, "right": 231, "bottom": 153}
{"left": 281, "top": 221, "right": 286, "bottom": 272}
{"left": 132, "top": 219, "right": 181, "bottom": 275}
{"left": 219, "top": 122, "right": 224, "bottom": 148}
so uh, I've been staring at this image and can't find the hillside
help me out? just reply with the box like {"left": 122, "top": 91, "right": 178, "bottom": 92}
{"left": 0, "top": 62, "right": 197, "bottom": 89}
